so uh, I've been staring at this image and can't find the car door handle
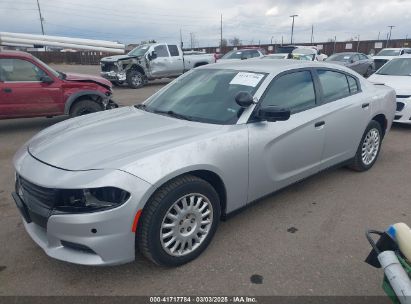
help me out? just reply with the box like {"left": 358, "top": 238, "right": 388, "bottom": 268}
{"left": 314, "top": 121, "right": 325, "bottom": 128}
{"left": 3, "top": 88, "right": 12, "bottom": 93}
{"left": 362, "top": 103, "right": 370, "bottom": 109}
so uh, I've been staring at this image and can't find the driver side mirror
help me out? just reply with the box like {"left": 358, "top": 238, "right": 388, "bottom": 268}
{"left": 235, "top": 91, "right": 254, "bottom": 108}
{"left": 256, "top": 106, "right": 290, "bottom": 122}
{"left": 149, "top": 51, "right": 157, "bottom": 60}
{"left": 40, "top": 75, "right": 54, "bottom": 84}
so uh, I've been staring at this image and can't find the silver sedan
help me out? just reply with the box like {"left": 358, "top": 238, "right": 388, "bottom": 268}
{"left": 13, "top": 60, "right": 395, "bottom": 266}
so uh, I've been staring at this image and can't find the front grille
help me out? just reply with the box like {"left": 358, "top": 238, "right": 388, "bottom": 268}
{"left": 61, "top": 240, "right": 96, "bottom": 254}
{"left": 374, "top": 59, "right": 388, "bottom": 70}
{"left": 396, "top": 102, "right": 405, "bottom": 112}
{"left": 100, "top": 62, "right": 116, "bottom": 72}
{"left": 396, "top": 95, "right": 411, "bottom": 99}
{"left": 395, "top": 115, "right": 402, "bottom": 120}
{"left": 19, "top": 176, "right": 58, "bottom": 208}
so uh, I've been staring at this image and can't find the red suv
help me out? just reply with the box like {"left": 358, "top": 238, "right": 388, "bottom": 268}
{"left": 0, "top": 51, "right": 117, "bottom": 119}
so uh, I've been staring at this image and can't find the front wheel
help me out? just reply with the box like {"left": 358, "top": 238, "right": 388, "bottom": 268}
{"left": 69, "top": 99, "right": 103, "bottom": 117}
{"left": 137, "top": 175, "right": 220, "bottom": 266}
{"left": 349, "top": 120, "right": 382, "bottom": 171}
{"left": 126, "top": 70, "right": 144, "bottom": 89}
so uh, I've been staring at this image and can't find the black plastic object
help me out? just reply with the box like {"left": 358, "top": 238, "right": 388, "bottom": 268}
{"left": 365, "top": 230, "right": 399, "bottom": 268}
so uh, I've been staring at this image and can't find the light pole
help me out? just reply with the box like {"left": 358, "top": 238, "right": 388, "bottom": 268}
{"left": 290, "top": 14, "right": 298, "bottom": 45}
{"left": 271, "top": 36, "right": 274, "bottom": 44}
{"left": 387, "top": 25, "right": 395, "bottom": 48}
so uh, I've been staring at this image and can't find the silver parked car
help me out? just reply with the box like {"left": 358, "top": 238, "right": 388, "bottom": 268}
{"left": 326, "top": 52, "right": 374, "bottom": 77}
{"left": 13, "top": 60, "right": 395, "bottom": 266}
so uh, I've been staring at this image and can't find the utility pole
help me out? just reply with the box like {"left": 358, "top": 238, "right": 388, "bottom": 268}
{"left": 387, "top": 25, "right": 395, "bottom": 48}
{"left": 220, "top": 14, "right": 223, "bottom": 49}
{"left": 36, "top": 0, "right": 45, "bottom": 35}
{"left": 310, "top": 24, "right": 314, "bottom": 44}
{"left": 356, "top": 35, "right": 360, "bottom": 52}
{"left": 281, "top": 35, "right": 283, "bottom": 46}
{"left": 270, "top": 36, "right": 273, "bottom": 44}
{"left": 333, "top": 36, "right": 337, "bottom": 54}
{"left": 179, "top": 28, "right": 183, "bottom": 49}
{"left": 377, "top": 31, "right": 380, "bottom": 40}
{"left": 290, "top": 14, "right": 298, "bottom": 45}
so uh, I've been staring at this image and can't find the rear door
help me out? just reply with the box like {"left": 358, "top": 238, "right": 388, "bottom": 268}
{"left": 166, "top": 44, "right": 184, "bottom": 76}
{"left": 349, "top": 54, "right": 363, "bottom": 74}
{"left": 314, "top": 69, "right": 371, "bottom": 169}
{"left": 0, "top": 58, "right": 62, "bottom": 119}
{"left": 248, "top": 69, "right": 326, "bottom": 202}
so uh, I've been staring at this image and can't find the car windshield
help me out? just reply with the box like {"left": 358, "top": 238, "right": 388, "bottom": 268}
{"left": 144, "top": 69, "right": 267, "bottom": 125}
{"left": 326, "top": 54, "right": 352, "bottom": 62}
{"left": 128, "top": 44, "right": 151, "bottom": 56}
{"left": 376, "top": 49, "right": 401, "bottom": 56}
{"left": 221, "top": 50, "right": 248, "bottom": 59}
{"left": 376, "top": 58, "right": 411, "bottom": 76}
{"left": 32, "top": 56, "right": 60, "bottom": 78}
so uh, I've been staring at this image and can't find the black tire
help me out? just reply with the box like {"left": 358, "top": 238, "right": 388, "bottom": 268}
{"left": 137, "top": 175, "right": 221, "bottom": 266}
{"left": 69, "top": 99, "right": 103, "bottom": 117}
{"left": 126, "top": 69, "right": 144, "bottom": 89}
{"left": 348, "top": 120, "right": 383, "bottom": 172}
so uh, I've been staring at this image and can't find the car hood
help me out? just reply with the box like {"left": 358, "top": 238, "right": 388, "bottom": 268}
{"left": 27, "top": 107, "right": 220, "bottom": 172}
{"left": 101, "top": 54, "right": 140, "bottom": 62}
{"left": 64, "top": 72, "right": 112, "bottom": 89}
{"left": 368, "top": 74, "right": 411, "bottom": 95}
{"left": 373, "top": 56, "right": 395, "bottom": 61}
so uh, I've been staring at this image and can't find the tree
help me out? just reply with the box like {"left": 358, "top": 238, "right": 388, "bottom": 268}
{"left": 229, "top": 37, "right": 241, "bottom": 46}
{"left": 221, "top": 38, "right": 228, "bottom": 47}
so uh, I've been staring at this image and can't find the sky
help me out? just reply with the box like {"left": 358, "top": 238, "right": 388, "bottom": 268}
{"left": 1, "top": 0, "right": 411, "bottom": 47}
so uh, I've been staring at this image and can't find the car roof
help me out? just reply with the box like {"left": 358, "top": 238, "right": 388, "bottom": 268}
{"left": 0, "top": 50, "right": 34, "bottom": 59}
{"left": 200, "top": 59, "right": 346, "bottom": 74}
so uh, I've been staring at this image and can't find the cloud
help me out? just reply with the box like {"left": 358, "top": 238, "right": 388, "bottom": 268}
{"left": 265, "top": 6, "right": 279, "bottom": 16}
{"left": 0, "top": 0, "right": 410, "bottom": 46}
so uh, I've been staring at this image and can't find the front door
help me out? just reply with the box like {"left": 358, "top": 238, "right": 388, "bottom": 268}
{"left": 248, "top": 70, "right": 325, "bottom": 202}
{"left": 0, "top": 58, "right": 62, "bottom": 119}
{"left": 149, "top": 44, "right": 172, "bottom": 78}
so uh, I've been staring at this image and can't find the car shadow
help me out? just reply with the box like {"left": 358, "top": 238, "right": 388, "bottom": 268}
{"left": 0, "top": 116, "right": 66, "bottom": 135}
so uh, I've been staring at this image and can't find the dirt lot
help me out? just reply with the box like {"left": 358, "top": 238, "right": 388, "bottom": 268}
{"left": 0, "top": 65, "right": 410, "bottom": 296}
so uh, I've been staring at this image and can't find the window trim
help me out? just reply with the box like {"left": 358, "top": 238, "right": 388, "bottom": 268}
{"left": 249, "top": 68, "right": 320, "bottom": 122}
{"left": 313, "top": 68, "right": 362, "bottom": 105}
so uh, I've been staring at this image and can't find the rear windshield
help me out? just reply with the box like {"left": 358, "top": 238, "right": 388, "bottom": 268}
{"left": 326, "top": 54, "right": 352, "bottom": 62}
{"left": 376, "top": 58, "right": 411, "bottom": 76}
{"left": 376, "top": 49, "right": 401, "bottom": 56}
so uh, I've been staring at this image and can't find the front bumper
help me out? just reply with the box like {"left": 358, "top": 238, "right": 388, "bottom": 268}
{"left": 101, "top": 71, "right": 126, "bottom": 82}
{"left": 13, "top": 152, "right": 152, "bottom": 266}
{"left": 394, "top": 97, "right": 411, "bottom": 124}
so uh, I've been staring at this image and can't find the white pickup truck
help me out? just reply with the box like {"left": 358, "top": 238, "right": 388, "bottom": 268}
{"left": 100, "top": 43, "right": 216, "bottom": 88}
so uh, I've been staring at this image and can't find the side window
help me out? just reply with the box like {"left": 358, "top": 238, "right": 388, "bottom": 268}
{"left": 352, "top": 54, "right": 360, "bottom": 62}
{"left": 317, "top": 70, "right": 350, "bottom": 102}
{"left": 168, "top": 45, "right": 179, "bottom": 57}
{"left": 359, "top": 54, "right": 368, "bottom": 60}
{"left": 251, "top": 50, "right": 260, "bottom": 58}
{"left": 0, "top": 58, "right": 46, "bottom": 82}
{"left": 347, "top": 75, "right": 359, "bottom": 94}
{"left": 260, "top": 70, "right": 316, "bottom": 114}
{"left": 154, "top": 45, "right": 169, "bottom": 58}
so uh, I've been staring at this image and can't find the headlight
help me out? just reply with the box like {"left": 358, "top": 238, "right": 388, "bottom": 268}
{"left": 55, "top": 187, "right": 130, "bottom": 213}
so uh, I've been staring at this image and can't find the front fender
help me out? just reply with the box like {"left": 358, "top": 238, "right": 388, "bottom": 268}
{"left": 64, "top": 91, "right": 109, "bottom": 115}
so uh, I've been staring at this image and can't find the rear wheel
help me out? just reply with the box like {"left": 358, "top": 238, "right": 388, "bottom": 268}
{"left": 69, "top": 99, "right": 103, "bottom": 117}
{"left": 349, "top": 120, "right": 382, "bottom": 171}
{"left": 126, "top": 69, "right": 144, "bottom": 89}
{"left": 137, "top": 175, "right": 220, "bottom": 266}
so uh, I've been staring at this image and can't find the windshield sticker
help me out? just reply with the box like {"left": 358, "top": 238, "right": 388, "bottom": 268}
{"left": 230, "top": 72, "right": 265, "bottom": 87}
